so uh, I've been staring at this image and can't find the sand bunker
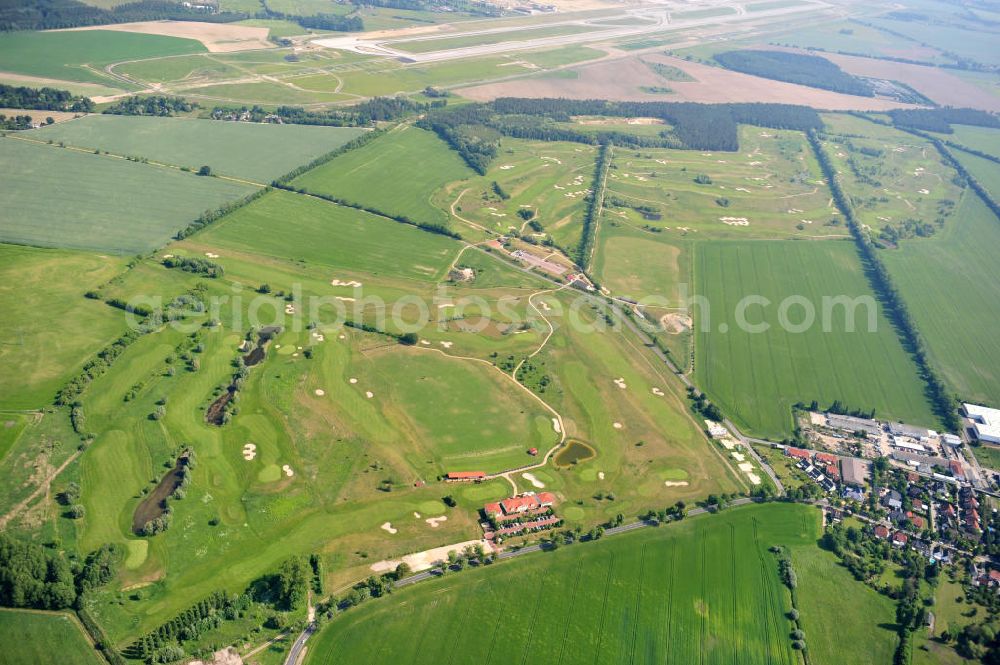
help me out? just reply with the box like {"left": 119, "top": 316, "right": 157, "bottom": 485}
{"left": 381, "top": 522, "right": 397, "bottom": 535}
{"left": 365, "top": 391, "right": 374, "bottom": 399}
{"left": 204, "top": 252, "right": 220, "bottom": 258}
{"left": 613, "top": 377, "right": 627, "bottom": 390}
{"left": 349, "top": 378, "right": 358, "bottom": 384}
{"left": 651, "top": 387, "right": 664, "bottom": 396}
{"left": 613, "top": 422, "right": 623, "bottom": 429}
{"left": 440, "top": 341, "right": 453, "bottom": 349}
{"left": 552, "top": 418, "right": 561, "bottom": 433}
{"left": 336, "top": 296, "right": 356, "bottom": 302}
{"left": 664, "top": 481, "right": 689, "bottom": 487}
{"left": 413, "top": 512, "right": 421, "bottom": 518}
{"left": 331, "top": 278, "right": 363, "bottom": 288}
{"left": 738, "top": 462, "right": 754, "bottom": 473}
{"left": 522, "top": 472, "right": 545, "bottom": 489}
{"left": 598, "top": 471, "right": 605, "bottom": 480}
{"left": 731, "top": 451, "right": 745, "bottom": 462}
{"left": 282, "top": 464, "right": 294, "bottom": 477}
{"left": 425, "top": 516, "right": 448, "bottom": 528}
{"left": 720, "top": 217, "right": 750, "bottom": 226}
{"left": 242, "top": 443, "right": 256, "bottom": 461}
{"left": 314, "top": 389, "right": 325, "bottom": 396}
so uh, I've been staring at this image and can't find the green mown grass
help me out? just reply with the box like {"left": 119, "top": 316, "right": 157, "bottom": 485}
{"left": 0, "top": 609, "right": 103, "bottom": 665}
{"left": 0, "top": 138, "right": 256, "bottom": 253}
{"left": 936, "top": 125, "right": 1000, "bottom": 160}
{"left": 31, "top": 115, "right": 367, "bottom": 183}
{"left": 291, "top": 125, "right": 473, "bottom": 228}
{"left": 0, "top": 244, "right": 127, "bottom": 409}
{"left": 390, "top": 24, "right": 597, "bottom": 54}
{"left": 189, "top": 189, "right": 460, "bottom": 283}
{"left": 694, "top": 239, "right": 938, "bottom": 438}
{"left": 305, "top": 503, "right": 895, "bottom": 665}
{"left": 882, "top": 193, "right": 1000, "bottom": 405}
{"left": 0, "top": 30, "right": 205, "bottom": 87}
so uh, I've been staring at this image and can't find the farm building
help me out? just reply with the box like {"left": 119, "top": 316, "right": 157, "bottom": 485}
{"left": 892, "top": 438, "right": 927, "bottom": 453}
{"left": 889, "top": 422, "right": 932, "bottom": 441}
{"left": 484, "top": 492, "right": 557, "bottom": 518}
{"left": 964, "top": 403, "right": 1000, "bottom": 444}
{"left": 840, "top": 457, "right": 870, "bottom": 487}
{"left": 826, "top": 413, "right": 881, "bottom": 437}
{"left": 705, "top": 420, "right": 729, "bottom": 438}
{"left": 446, "top": 471, "right": 487, "bottom": 482}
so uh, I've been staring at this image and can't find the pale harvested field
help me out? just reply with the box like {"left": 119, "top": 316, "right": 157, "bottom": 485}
{"left": 823, "top": 52, "right": 1000, "bottom": 112}
{"left": 458, "top": 53, "right": 916, "bottom": 111}
{"left": 61, "top": 20, "right": 272, "bottom": 52}
{"left": 0, "top": 108, "right": 85, "bottom": 123}
{"left": 0, "top": 72, "right": 122, "bottom": 97}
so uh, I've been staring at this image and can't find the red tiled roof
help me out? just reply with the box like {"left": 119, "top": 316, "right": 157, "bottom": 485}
{"left": 500, "top": 495, "right": 540, "bottom": 514}
{"left": 815, "top": 452, "right": 838, "bottom": 464}
{"left": 786, "top": 447, "right": 811, "bottom": 459}
{"left": 950, "top": 460, "right": 965, "bottom": 479}
{"left": 447, "top": 471, "right": 486, "bottom": 480}
{"left": 989, "top": 570, "right": 1000, "bottom": 582}
{"left": 537, "top": 492, "right": 556, "bottom": 506}
{"left": 893, "top": 532, "right": 908, "bottom": 544}
{"left": 912, "top": 516, "right": 925, "bottom": 529}
{"left": 484, "top": 502, "right": 502, "bottom": 516}
{"left": 874, "top": 525, "right": 889, "bottom": 538}
{"left": 825, "top": 464, "right": 840, "bottom": 479}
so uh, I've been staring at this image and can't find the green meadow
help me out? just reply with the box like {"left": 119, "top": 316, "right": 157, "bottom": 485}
{"left": 188, "top": 189, "right": 460, "bottom": 283}
{"left": 0, "top": 30, "right": 204, "bottom": 87}
{"left": 694, "top": 240, "right": 938, "bottom": 438}
{"left": 0, "top": 609, "right": 103, "bottom": 665}
{"left": 31, "top": 115, "right": 367, "bottom": 183}
{"left": 292, "top": 126, "right": 472, "bottom": 228}
{"left": 882, "top": 193, "right": 1000, "bottom": 404}
{"left": 306, "top": 503, "right": 897, "bottom": 665}
{"left": 0, "top": 137, "right": 256, "bottom": 253}
{"left": 0, "top": 245, "right": 127, "bottom": 409}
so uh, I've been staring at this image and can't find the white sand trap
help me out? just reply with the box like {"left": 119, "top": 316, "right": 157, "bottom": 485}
{"left": 365, "top": 391, "right": 374, "bottom": 399}
{"left": 420, "top": 339, "right": 430, "bottom": 345}
{"left": 748, "top": 473, "right": 762, "bottom": 485}
{"left": 331, "top": 278, "right": 363, "bottom": 288}
{"left": 719, "top": 438, "right": 736, "bottom": 450}
{"left": 275, "top": 344, "right": 281, "bottom": 349}
{"left": 918, "top": 188, "right": 929, "bottom": 195}
{"left": 613, "top": 377, "right": 627, "bottom": 390}
{"left": 500, "top": 164, "right": 515, "bottom": 170}
{"left": 349, "top": 378, "right": 358, "bottom": 384}
{"left": 297, "top": 346, "right": 302, "bottom": 350}
{"left": 438, "top": 303, "right": 454, "bottom": 309}
{"left": 664, "top": 481, "right": 689, "bottom": 487}
{"left": 282, "top": 464, "right": 294, "bottom": 477}
{"left": 522, "top": 472, "right": 545, "bottom": 489}
{"left": 738, "top": 462, "right": 754, "bottom": 473}
{"left": 440, "top": 341, "right": 453, "bottom": 349}
{"left": 552, "top": 418, "right": 561, "bottom": 433}
{"left": 162, "top": 253, "right": 173, "bottom": 259}
{"left": 204, "top": 252, "right": 220, "bottom": 258}
{"left": 339, "top": 334, "right": 346, "bottom": 340}
{"left": 242, "top": 443, "right": 257, "bottom": 461}
{"left": 651, "top": 387, "right": 664, "bottom": 396}
{"left": 598, "top": 471, "right": 605, "bottom": 480}
{"left": 314, "top": 389, "right": 325, "bottom": 396}
{"left": 336, "top": 296, "right": 356, "bottom": 302}
{"left": 539, "top": 301, "right": 552, "bottom": 311}
{"left": 413, "top": 512, "right": 421, "bottom": 519}
{"left": 292, "top": 353, "right": 299, "bottom": 357}
{"left": 381, "top": 522, "right": 397, "bottom": 535}
{"left": 369, "top": 539, "right": 484, "bottom": 574}
{"left": 613, "top": 422, "right": 623, "bottom": 429}
{"left": 731, "top": 451, "right": 745, "bottom": 462}
{"left": 425, "top": 516, "right": 448, "bottom": 528}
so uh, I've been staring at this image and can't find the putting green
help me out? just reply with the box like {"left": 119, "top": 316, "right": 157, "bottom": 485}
{"left": 124, "top": 540, "right": 148, "bottom": 570}
{"left": 258, "top": 464, "right": 282, "bottom": 483}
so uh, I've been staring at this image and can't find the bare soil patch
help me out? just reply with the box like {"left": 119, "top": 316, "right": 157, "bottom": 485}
{"left": 822, "top": 52, "right": 1000, "bottom": 112}
{"left": 458, "top": 54, "right": 916, "bottom": 111}
{"left": 60, "top": 21, "right": 272, "bottom": 52}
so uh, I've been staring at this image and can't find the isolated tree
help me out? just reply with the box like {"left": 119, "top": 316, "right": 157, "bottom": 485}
{"left": 197, "top": 165, "right": 212, "bottom": 176}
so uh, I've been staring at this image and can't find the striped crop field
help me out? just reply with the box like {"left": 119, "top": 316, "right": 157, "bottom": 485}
{"left": 305, "top": 503, "right": 897, "bottom": 665}
{"left": 694, "top": 239, "right": 937, "bottom": 438}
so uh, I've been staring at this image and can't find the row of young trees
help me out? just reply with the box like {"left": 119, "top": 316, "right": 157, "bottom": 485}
{"left": 577, "top": 143, "right": 610, "bottom": 269}
{"left": 807, "top": 129, "right": 960, "bottom": 432}
{"left": 162, "top": 256, "right": 224, "bottom": 278}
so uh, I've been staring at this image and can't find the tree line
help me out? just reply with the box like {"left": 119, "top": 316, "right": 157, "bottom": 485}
{"left": 888, "top": 107, "right": 1000, "bottom": 134}
{"left": 807, "top": 129, "right": 960, "bottom": 432}
{"left": 0, "top": 0, "right": 247, "bottom": 32}
{"left": 212, "top": 96, "right": 435, "bottom": 127}
{"left": 713, "top": 49, "right": 874, "bottom": 97}
{"left": 0, "top": 83, "right": 93, "bottom": 112}
{"left": 103, "top": 95, "right": 197, "bottom": 117}
{"left": 577, "top": 143, "right": 610, "bottom": 269}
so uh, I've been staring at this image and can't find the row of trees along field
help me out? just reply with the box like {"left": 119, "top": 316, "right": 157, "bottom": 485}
{"left": 103, "top": 96, "right": 197, "bottom": 117}
{"left": 713, "top": 50, "right": 875, "bottom": 97}
{"left": 211, "top": 96, "right": 437, "bottom": 127}
{"left": 0, "top": 84, "right": 93, "bottom": 112}
{"left": 419, "top": 99, "right": 823, "bottom": 173}
{"left": 808, "top": 128, "right": 960, "bottom": 432}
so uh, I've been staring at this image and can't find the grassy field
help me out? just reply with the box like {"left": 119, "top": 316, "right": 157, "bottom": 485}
{"left": 0, "top": 244, "right": 127, "bottom": 409}
{"left": 0, "top": 30, "right": 204, "bottom": 87}
{"left": 938, "top": 125, "right": 1000, "bottom": 160}
{"left": 881, "top": 193, "right": 1000, "bottom": 404}
{"left": 187, "top": 189, "right": 460, "bottom": 283}
{"left": 604, "top": 127, "right": 845, "bottom": 240}
{"left": 367, "top": 348, "right": 556, "bottom": 473}
{"left": 0, "top": 137, "right": 256, "bottom": 253}
{"left": 31, "top": 115, "right": 366, "bottom": 183}
{"left": 292, "top": 126, "right": 472, "bottom": 228}
{"left": 694, "top": 240, "right": 938, "bottom": 438}
{"left": 953, "top": 147, "right": 1000, "bottom": 201}
{"left": 821, "top": 114, "right": 963, "bottom": 237}
{"left": 0, "top": 609, "right": 103, "bottom": 665}
{"left": 305, "top": 503, "right": 897, "bottom": 665}
{"left": 439, "top": 138, "right": 598, "bottom": 250}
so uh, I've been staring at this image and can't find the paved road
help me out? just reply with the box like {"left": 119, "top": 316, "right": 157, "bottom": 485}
{"left": 284, "top": 623, "right": 315, "bottom": 665}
